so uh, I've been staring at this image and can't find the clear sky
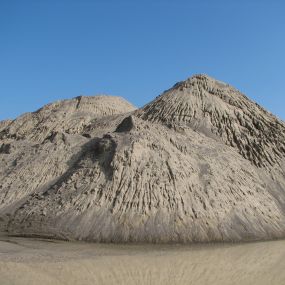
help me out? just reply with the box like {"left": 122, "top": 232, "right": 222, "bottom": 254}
{"left": 1, "top": 0, "right": 284, "bottom": 121}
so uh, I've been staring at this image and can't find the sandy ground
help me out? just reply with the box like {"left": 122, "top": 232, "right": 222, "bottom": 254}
{"left": 0, "top": 235, "right": 285, "bottom": 285}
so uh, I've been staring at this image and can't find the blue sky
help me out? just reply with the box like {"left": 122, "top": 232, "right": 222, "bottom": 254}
{"left": 1, "top": 0, "right": 284, "bottom": 120}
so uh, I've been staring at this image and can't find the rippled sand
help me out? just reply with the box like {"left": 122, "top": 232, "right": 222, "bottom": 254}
{"left": 0, "top": 235, "right": 285, "bottom": 285}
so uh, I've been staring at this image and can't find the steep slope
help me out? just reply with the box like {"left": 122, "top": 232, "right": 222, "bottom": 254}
{"left": 138, "top": 74, "right": 285, "bottom": 168}
{"left": 0, "top": 96, "right": 136, "bottom": 224}
{"left": 0, "top": 77, "right": 285, "bottom": 243}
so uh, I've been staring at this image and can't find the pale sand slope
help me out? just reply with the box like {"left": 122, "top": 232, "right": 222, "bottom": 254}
{"left": 0, "top": 236, "right": 285, "bottom": 285}
{"left": 1, "top": 75, "right": 285, "bottom": 243}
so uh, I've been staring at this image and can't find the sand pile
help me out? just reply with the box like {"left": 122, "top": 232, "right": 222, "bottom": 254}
{"left": 0, "top": 75, "right": 285, "bottom": 242}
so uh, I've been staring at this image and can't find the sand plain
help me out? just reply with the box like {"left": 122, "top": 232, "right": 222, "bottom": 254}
{"left": 0, "top": 235, "right": 285, "bottom": 285}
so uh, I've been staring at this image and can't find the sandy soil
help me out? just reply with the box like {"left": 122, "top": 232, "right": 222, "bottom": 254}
{"left": 2, "top": 76, "right": 285, "bottom": 243}
{"left": 0, "top": 235, "right": 285, "bottom": 285}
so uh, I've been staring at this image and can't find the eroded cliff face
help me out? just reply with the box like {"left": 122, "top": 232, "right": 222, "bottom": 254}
{"left": 1, "top": 75, "right": 285, "bottom": 242}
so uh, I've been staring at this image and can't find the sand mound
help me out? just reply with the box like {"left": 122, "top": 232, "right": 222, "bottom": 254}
{"left": 0, "top": 76, "right": 285, "bottom": 242}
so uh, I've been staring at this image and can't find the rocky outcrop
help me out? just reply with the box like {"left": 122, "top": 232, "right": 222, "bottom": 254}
{"left": 0, "top": 77, "right": 285, "bottom": 243}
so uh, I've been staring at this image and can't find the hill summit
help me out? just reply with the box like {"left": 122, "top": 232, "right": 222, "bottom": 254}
{"left": 0, "top": 75, "right": 285, "bottom": 243}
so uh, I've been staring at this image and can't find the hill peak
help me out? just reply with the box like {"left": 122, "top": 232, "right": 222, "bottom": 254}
{"left": 172, "top": 74, "right": 228, "bottom": 89}
{"left": 138, "top": 75, "right": 285, "bottom": 168}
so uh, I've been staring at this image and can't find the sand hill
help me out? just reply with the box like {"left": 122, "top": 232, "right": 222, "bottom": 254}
{"left": 0, "top": 75, "right": 285, "bottom": 242}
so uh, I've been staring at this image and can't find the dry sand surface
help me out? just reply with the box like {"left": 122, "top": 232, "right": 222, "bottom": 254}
{"left": 0, "top": 235, "right": 285, "bottom": 285}
{"left": 1, "top": 75, "right": 285, "bottom": 243}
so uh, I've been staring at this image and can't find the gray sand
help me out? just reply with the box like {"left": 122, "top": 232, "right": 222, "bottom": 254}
{"left": 1, "top": 74, "right": 285, "bottom": 243}
{"left": 0, "top": 236, "right": 285, "bottom": 285}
